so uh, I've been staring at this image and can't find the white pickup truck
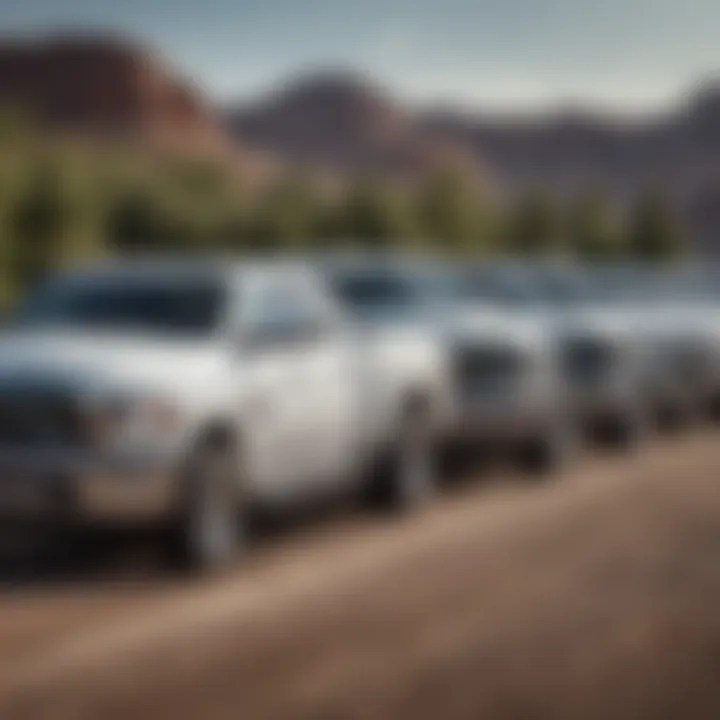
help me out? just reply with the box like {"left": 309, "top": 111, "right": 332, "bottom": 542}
{"left": 462, "top": 262, "right": 711, "bottom": 442}
{"left": 461, "top": 262, "right": 652, "bottom": 446}
{"left": 324, "top": 257, "right": 574, "bottom": 474}
{"left": 0, "top": 259, "right": 449, "bottom": 570}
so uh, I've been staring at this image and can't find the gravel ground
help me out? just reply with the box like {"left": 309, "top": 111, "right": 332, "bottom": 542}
{"left": 1, "top": 433, "right": 720, "bottom": 720}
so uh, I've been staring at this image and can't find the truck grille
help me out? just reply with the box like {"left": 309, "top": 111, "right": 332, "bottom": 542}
{"left": 0, "top": 391, "right": 86, "bottom": 449}
{"left": 453, "top": 344, "right": 523, "bottom": 397}
{"left": 658, "top": 343, "right": 711, "bottom": 388}
{"left": 561, "top": 338, "right": 616, "bottom": 386}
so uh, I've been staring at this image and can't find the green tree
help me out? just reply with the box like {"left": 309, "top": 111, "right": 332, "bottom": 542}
{"left": 247, "top": 176, "right": 323, "bottom": 251}
{"left": 214, "top": 206, "right": 251, "bottom": 251}
{"left": 337, "top": 179, "right": 415, "bottom": 248}
{"left": 163, "top": 158, "right": 230, "bottom": 200}
{"left": 626, "top": 193, "right": 683, "bottom": 261}
{"left": 0, "top": 230, "right": 11, "bottom": 310}
{"left": 0, "top": 105, "right": 34, "bottom": 146}
{"left": 568, "top": 194, "right": 625, "bottom": 260}
{"left": 104, "top": 186, "right": 173, "bottom": 253}
{"left": 0, "top": 156, "right": 15, "bottom": 308}
{"left": 416, "top": 170, "right": 486, "bottom": 253}
{"left": 8, "top": 160, "right": 75, "bottom": 288}
{"left": 309, "top": 198, "right": 344, "bottom": 248}
{"left": 504, "top": 192, "right": 564, "bottom": 256}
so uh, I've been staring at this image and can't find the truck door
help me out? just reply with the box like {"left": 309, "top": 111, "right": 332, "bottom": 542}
{"left": 239, "top": 271, "right": 356, "bottom": 502}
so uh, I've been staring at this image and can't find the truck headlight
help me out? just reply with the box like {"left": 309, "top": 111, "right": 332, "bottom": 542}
{"left": 84, "top": 394, "right": 183, "bottom": 448}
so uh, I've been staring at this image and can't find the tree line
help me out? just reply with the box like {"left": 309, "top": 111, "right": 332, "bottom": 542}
{"left": 0, "top": 117, "right": 683, "bottom": 307}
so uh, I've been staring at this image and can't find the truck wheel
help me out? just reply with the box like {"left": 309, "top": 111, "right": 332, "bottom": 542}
{"left": 168, "top": 437, "right": 245, "bottom": 574}
{"left": 517, "top": 419, "right": 578, "bottom": 477}
{"left": 707, "top": 393, "right": 720, "bottom": 422}
{"left": 366, "top": 401, "right": 437, "bottom": 512}
{"left": 606, "top": 406, "right": 649, "bottom": 451}
{"left": 659, "top": 403, "right": 695, "bottom": 434}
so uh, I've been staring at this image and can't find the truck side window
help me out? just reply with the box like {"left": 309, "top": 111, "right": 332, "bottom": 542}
{"left": 245, "top": 276, "right": 332, "bottom": 349}
{"left": 470, "top": 271, "right": 529, "bottom": 307}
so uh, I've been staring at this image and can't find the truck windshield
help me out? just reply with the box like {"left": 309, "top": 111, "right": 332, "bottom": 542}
{"left": 8, "top": 273, "right": 226, "bottom": 336}
{"left": 573, "top": 267, "right": 672, "bottom": 304}
{"left": 530, "top": 268, "right": 594, "bottom": 306}
{"left": 461, "top": 266, "right": 538, "bottom": 307}
{"left": 329, "top": 265, "right": 460, "bottom": 317}
{"left": 332, "top": 274, "right": 415, "bottom": 310}
{"left": 329, "top": 269, "right": 420, "bottom": 317}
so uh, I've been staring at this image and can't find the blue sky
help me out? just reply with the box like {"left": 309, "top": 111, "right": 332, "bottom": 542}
{"left": 1, "top": 0, "right": 719, "bottom": 111}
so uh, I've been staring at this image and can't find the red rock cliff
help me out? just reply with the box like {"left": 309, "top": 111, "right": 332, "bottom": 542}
{"left": 0, "top": 35, "right": 230, "bottom": 152}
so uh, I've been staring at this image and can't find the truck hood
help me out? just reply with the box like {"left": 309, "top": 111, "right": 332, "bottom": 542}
{"left": 442, "top": 306, "right": 549, "bottom": 349}
{"left": 358, "top": 304, "right": 550, "bottom": 351}
{"left": 454, "top": 301, "right": 643, "bottom": 346}
{"left": 555, "top": 307, "right": 640, "bottom": 339}
{"left": 0, "top": 329, "right": 227, "bottom": 396}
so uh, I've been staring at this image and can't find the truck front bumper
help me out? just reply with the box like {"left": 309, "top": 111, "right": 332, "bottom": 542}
{"left": 446, "top": 391, "right": 562, "bottom": 443}
{"left": 0, "top": 449, "right": 180, "bottom": 525}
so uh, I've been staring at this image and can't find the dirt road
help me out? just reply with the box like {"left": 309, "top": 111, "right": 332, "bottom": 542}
{"left": 1, "top": 433, "right": 720, "bottom": 720}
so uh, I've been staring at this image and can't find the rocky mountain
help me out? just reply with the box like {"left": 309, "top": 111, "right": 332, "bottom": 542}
{"left": 230, "top": 74, "right": 720, "bottom": 252}
{"left": 423, "top": 86, "right": 720, "bottom": 251}
{"left": 0, "top": 35, "right": 265, "bottom": 172}
{"left": 2, "top": 34, "right": 719, "bottom": 251}
{"left": 227, "top": 72, "right": 482, "bottom": 184}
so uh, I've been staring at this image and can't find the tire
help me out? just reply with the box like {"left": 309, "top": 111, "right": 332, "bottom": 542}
{"left": 365, "top": 400, "right": 437, "bottom": 513}
{"left": 705, "top": 393, "right": 720, "bottom": 423}
{"left": 655, "top": 400, "right": 696, "bottom": 434}
{"left": 605, "top": 405, "right": 649, "bottom": 451}
{"left": 517, "top": 419, "right": 578, "bottom": 477}
{"left": 167, "top": 435, "right": 244, "bottom": 574}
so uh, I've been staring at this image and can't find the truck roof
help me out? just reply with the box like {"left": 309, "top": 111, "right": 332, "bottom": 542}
{"left": 61, "top": 255, "right": 320, "bottom": 283}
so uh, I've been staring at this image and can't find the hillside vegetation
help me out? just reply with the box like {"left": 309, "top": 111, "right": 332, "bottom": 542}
{"left": 0, "top": 114, "right": 682, "bottom": 309}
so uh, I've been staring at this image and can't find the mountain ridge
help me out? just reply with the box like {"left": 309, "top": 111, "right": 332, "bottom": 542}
{"left": 1, "top": 34, "right": 719, "bottom": 250}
